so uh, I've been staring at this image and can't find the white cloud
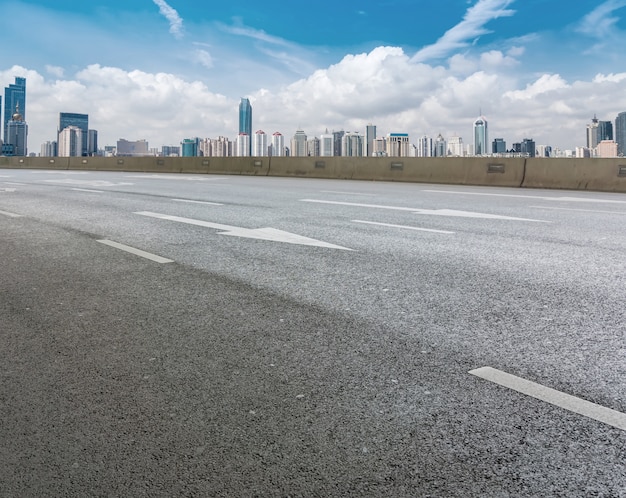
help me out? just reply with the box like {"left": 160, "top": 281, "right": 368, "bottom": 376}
{"left": 412, "top": 0, "right": 516, "bottom": 62}
{"left": 45, "top": 65, "right": 65, "bottom": 78}
{"left": 6, "top": 43, "right": 626, "bottom": 155}
{"left": 194, "top": 49, "right": 214, "bottom": 69}
{"left": 152, "top": 0, "right": 184, "bottom": 39}
{"left": 577, "top": 0, "right": 626, "bottom": 37}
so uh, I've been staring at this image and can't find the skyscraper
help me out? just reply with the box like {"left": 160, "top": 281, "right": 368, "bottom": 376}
{"left": 616, "top": 112, "right": 626, "bottom": 157}
{"left": 586, "top": 115, "right": 599, "bottom": 149}
{"left": 366, "top": 124, "right": 376, "bottom": 157}
{"left": 239, "top": 98, "right": 252, "bottom": 156}
{"left": 58, "top": 126, "right": 83, "bottom": 157}
{"left": 473, "top": 115, "right": 488, "bottom": 156}
{"left": 5, "top": 103, "right": 28, "bottom": 156}
{"left": 253, "top": 130, "right": 268, "bottom": 156}
{"left": 4, "top": 77, "right": 26, "bottom": 144}
{"left": 59, "top": 112, "right": 89, "bottom": 156}
{"left": 271, "top": 132, "right": 284, "bottom": 157}
{"left": 598, "top": 120, "right": 613, "bottom": 142}
{"left": 291, "top": 130, "right": 307, "bottom": 157}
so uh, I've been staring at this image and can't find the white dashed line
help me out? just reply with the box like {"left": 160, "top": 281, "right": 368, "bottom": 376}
{"left": 470, "top": 367, "right": 626, "bottom": 431}
{"left": 72, "top": 188, "right": 104, "bottom": 193}
{"left": 172, "top": 199, "right": 223, "bottom": 206}
{"left": 353, "top": 220, "right": 454, "bottom": 234}
{"left": 97, "top": 240, "right": 173, "bottom": 264}
{"left": 0, "top": 209, "right": 22, "bottom": 218}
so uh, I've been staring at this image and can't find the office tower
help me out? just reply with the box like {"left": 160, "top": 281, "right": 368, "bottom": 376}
{"left": 162, "top": 145, "right": 180, "bottom": 157}
{"left": 239, "top": 98, "right": 252, "bottom": 156}
{"left": 307, "top": 136, "right": 320, "bottom": 157}
{"left": 434, "top": 134, "right": 447, "bottom": 157}
{"left": 88, "top": 130, "right": 98, "bottom": 156}
{"left": 615, "top": 112, "right": 626, "bottom": 156}
{"left": 320, "top": 132, "right": 334, "bottom": 156}
{"left": 366, "top": 124, "right": 376, "bottom": 157}
{"left": 5, "top": 103, "right": 28, "bottom": 156}
{"left": 386, "top": 133, "right": 410, "bottom": 157}
{"left": 58, "top": 126, "right": 83, "bottom": 156}
{"left": 473, "top": 115, "right": 488, "bottom": 155}
{"left": 492, "top": 138, "right": 506, "bottom": 154}
{"left": 536, "top": 145, "right": 552, "bottom": 158}
{"left": 253, "top": 130, "right": 268, "bottom": 156}
{"left": 4, "top": 77, "right": 26, "bottom": 144}
{"left": 372, "top": 137, "right": 387, "bottom": 156}
{"left": 417, "top": 135, "right": 433, "bottom": 157}
{"left": 291, "top": 129, "right": 307, "bottom": 157}
{"left": 235, "top": 133, "right": 250, "bottom": 157}
{"left": 598, "top": 121, "right": 613, "bottom": 142}
{"left": 341, "top": 132, "right": 363, "bottom": 157}
{"left": 270, "top": 132, "right": 284, "bottom": 157}
{"left": 521, "top": 138, "right": 536, "bottom": 157}
{"left": 586, "top": 115, "right": 599, "bottom": 149}
{"left": 59, "top": 113, "right": 89, "bottom": 156}
{"left": 181, "top": 138, "right": 199, "bottom": 157}
{"left": 332, "top": 130, "right": 344, "bottom": 156}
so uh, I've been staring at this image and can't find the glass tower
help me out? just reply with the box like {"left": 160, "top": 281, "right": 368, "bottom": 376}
{"left": 4, "top": 77, "right": 26, "bottom": 144}
{"left": 473, "top": 115, "right": 488, "bottom": 156}
{"left": 59, "top": 112, "right": 89, "bottom": 156}
{"left": 239, "top": 98, "right": 252, "bottom": 156}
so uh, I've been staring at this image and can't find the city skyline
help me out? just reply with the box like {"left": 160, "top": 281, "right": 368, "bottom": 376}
{"left": 1, "top": 1, "right": 626, "bottom": 151}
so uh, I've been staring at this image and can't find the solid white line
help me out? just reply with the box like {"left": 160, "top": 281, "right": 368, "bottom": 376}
{"left": 423, "top": 189, "right": 626, "bottom": 204}
{"left": 353, "top": 220, "right": 455, "bottom": 234}
{"left": 4, "top": 182, "right": 26, "bottom": 186}
{"left": 529, "top": 205, "right": 626, "bottom": 215}
{"left": 302, "top": 199, "right": 420, "bottom": 212}
{"left": 72, "top": 188, "right": 104, "bottom": 193}
{"left": 320, "top": 190, "right": 374, "bottom": 196}
{"left": 0, "top": 209, "right": 22, "bottom": 218}
{"left": 470, "top": 366, "right": 626, "bottom": 431}
{"left": 97, "top": 240, "right": 173, "bottom": 264}
{"left": 172, "top": 198, "right": 223, "bottom": 206}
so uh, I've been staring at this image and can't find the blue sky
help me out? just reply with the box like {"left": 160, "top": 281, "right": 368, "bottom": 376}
{"left": 2, "top": 0, "right": 626, "bottom": 152}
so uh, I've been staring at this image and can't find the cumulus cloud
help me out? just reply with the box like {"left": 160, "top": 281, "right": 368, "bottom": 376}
{"left": 45, "top": 65, "right": 65, "bottom": 78}
{"left": 153, "top": 0, "right": 184, "bottom": 39}
{"left": 412, "top": 0, "right": 516, "bottom": 62}
{"left": 6, "top": 44, "right": 626, "bottom": 155}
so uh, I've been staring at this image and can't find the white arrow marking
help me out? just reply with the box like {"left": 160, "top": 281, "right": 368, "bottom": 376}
{"left": 44, "top": 179, "right": 134, "bottom": 187}
{"left": 135, "top": 211, "right": 352, "bottom": 250}
{"left": 301, "top": 199, "right": 548, "bottom": 222}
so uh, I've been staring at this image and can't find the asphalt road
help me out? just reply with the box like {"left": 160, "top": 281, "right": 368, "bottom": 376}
{"left": 1, "top": 169, "right": 625, "bottom": 497}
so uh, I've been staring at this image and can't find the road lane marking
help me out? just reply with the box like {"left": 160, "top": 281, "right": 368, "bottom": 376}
{"left": 172, "top": 199, "right": 223, "bottom": 206}
{"left": 125, "top": 175, "right": 226, "bottom": 181}
{"left": 321, "top": 190, "right": 375, "bottom": 196}
{"left": 45, "top": 179, "right": 134, "bottom": 187}
{"left": 353, "top": 220, "right": 455, "bottom": 234}
{"left": 3, "top": 182, "right": 26, "bottom": 186}
{"left": 423, "top": 190, "right": 626, "bottom": 204}
{"left": 0, "top": 188, "right": 17, "bottom": 193}
{"left": 135, "top": 211, "right": 352, "bottom": 250}
{"left": 469, "top": 367, "right": 626, "bottom": 431}
{"left": 0, "top": 209, "right": 22, "bottom": 218}
{"left": 529, "top": 205, "right": 626, "bottom": 215}
{"left": 72, "top": 188, "right": 104, "bottom": 193}
{"left": 97, "top": 240, "right": 174, "bottom": 263}
{"left": 31, "top": 171, "right": 89, "bottom": 174}
{"left": 301, "top": 199, "right": 548, "bottom": 222}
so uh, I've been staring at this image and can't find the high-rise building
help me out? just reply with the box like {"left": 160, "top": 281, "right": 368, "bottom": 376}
{"left": 4, "top": 77, "right": 26, "bottom": 144}
{"left": 372, "top": 137, "right": 387, "bottom": 156}
{"left": 366, "top": 124, "right": 376, "bottom": 157}
{"left": 88, "top": 130, "right": 98, "bottom": 156}
{"left": 492, "top": 138, "right": 506, "bottom": 154}
{"left": 332, "top": 131, "right": 344, "bottom": 156}
{"left": 320, "top": 132, "right": 334, "bottom": 156}
{"left": 291, "top": 129, "right": 307, "bottom": 157}
{"left": 41, "top": 141, "right": 57, "bottom": 157}
{"left": 270, "top": 132, "right": 284, "bottom": 157}
{"left": 235, "top": 133, "right": 250, "bottom": 157}
{"left": 521, "top": 138, "right": 536, "bottom": 157}
{"left": 58, "top": 126, "right": 83, "bottom": 157}
{"left": 59, "top": 113, "right": 89, "bottom": 156}
{"left": 5, "top": 103, "right": 28, "bottom": 156}
{"left": 181, "top": 138, "right": 199, "bottom": 157}
{"left": 239, "top": 98, "right": 252, "bottom": 156}
{"left": 117, "top": 139, "right": 150, "bottom": 156}
{"left": 341, "top": 132, "right": 363, "bottom": 157}
{"left": 161, "top": 145, "right": 181, "bottom": 157}
{"left": 597, "top": 140, "right": 618, "bottom": 158}
{"left": 586, "top": 115, "right": 599, "bottom": 149}
{"left": 386, "top": 133, "right": 410, "bottom": 157}
{"left": 307, "top": 136, "right": 320, "bottom": 157}
{"left": 417, "top": 135, "right": 433, "bottom": 157}
{"left": 434, "top": 134, "right": 447, "bottom": 157}
{"left": 473, "top": 115, "right": 488, "bottom": 155}
{"left": 253, "top": 130, "right": 268, "bottom": 156}
{"left": 616, "top": 112, "right": 626, "bottom": 157}
{"left": 598, "top": 121, "right": 613, "bottom": 142}
{"left": 447, "top": 135, "right": 464, "bottom": 156}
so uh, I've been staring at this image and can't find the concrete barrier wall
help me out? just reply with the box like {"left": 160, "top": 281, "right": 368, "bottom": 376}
{"left": 2, "top": 155, "right": 626, "bottom": 192}
{"left": 522, "top": 158, "right": 626, "bottom": 192}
